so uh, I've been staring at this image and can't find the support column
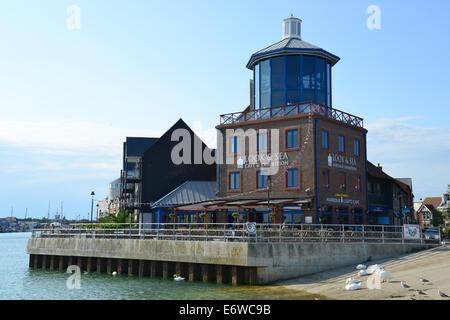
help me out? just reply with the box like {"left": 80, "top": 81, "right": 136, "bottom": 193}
{"left": 117, "top": 259, "right": 123, "bottom": 275}
{"left": 42, "top": 255, "right": 47, "bottom": 270}
{"left": 33, "top": 254, "right": 39, "bottom": 269}
{"left": 138, "top": 260, "right": 144, "bottom": 277}
{"left": 162, "top": 262, "right": 169, "bottom": 279}
{"left": 107, "top": 258, "right": 112, "bottom": 274}
{"left": 49, "top": 255, "right": 55, "bottom": 270}
{"left": 67, "top": 256, "right": 73, "bottom": 267}
{"left": 128, "top": 260, "right": 134, "bottom": 276}
{"left": 59, "top": 256, "right": 64, "bottom": 271}
{"left": 216, "top": 265, "right": 223, "bottom": 284}
{"left": 202, "top": 264, "right": 209, "bottom": 283}
{"left": 77, "top": 257, "right": 83, "bottom": 270}
{"left": 96, "top": 258, "right": 102, "bottom": 273}
{"left": 86, "top": 257, "right": 92, "bottom": 273}
{"left": 150, "top": 261, "right": 157, "bottom": 278}
{"left": 188, "top": 263, "right": 195, "bottom": 282}
{"left": 175, "top": 262, "right": 182, "bottom": 275}
{"left": 29, "top": 254, "right": 34, "bottom": 268}
{"left": 248, "top": 267, "right": 258, "bottom": 286}
{"left": 232, "top": 266, "right": 238, "bottom": 286}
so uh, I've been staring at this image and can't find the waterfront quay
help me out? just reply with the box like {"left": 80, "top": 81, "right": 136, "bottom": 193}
{"left": 27, "top": 223, "right": 438, "bottom": 285}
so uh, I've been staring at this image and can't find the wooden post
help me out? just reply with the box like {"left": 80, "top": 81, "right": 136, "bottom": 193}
{"left": 175, "top": 262, "right": 182, "bottom": 276}
{"left": 59, "top": 256, "right": 64, "bottom": 271}
{"left": 49, "top": 255, "right": 55, "bottom": 270}
{"left": 216, "top": 265, "right": 223, "bottom": 284}
{"left": 107, "top": 258, "right": 112, "bottom": 274}
{"left": 162, "top": 262, "right": 169, "bottom": 279}
{"left": 231, "top": 266, "right": 238, "bottom": 286}
{"left": 33, "top": 254, "right": 39, "bottom": 269}
{"left": 128, "top": 260, "right": 134, "bottom": 276}
{"left": 67, "top": 256, "right": 73, "bottom": 267}
{"left": 42, "top": 255, "right": 47, "bottom": 270}
{"left": 188, "top": 263, "right": 195, "bottom": 282}
{"left": 138, "top": 260, "right": 144, "bottom": 277}
{"left": 96, "top": 258, "right": 102, "bottom": 273}
{"left": 248, "top": 267, "right": 258, "bottom": 285}
{"left": 29, "top": 254, "right": 34, "bottom": 268}
{"left": 87, "top": 257, "right": 92, "bottom": 273}
{"left": 150, "top": 261, "right": 157, "bottom": 278}
{"left": 202, "top": 264, "right": 208, "bottom": 283}
{"left": 117, "top": 259, "right": 123, "bottom": 274}
{"left": 77, "top": 256, "right": 83, "bottom": 270}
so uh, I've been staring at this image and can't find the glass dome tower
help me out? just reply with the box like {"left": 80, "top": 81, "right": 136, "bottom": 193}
{"left": 247, "top": 16, "right": 340, "bottom": 110}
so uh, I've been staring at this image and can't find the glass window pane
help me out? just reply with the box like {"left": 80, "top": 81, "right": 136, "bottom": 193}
{"left": 316, "top": 58, "right": 326, "bottom": 105}
{"left": 326, "top": 62, "right": 331, "bottom": 107}
{"left": 322, "top": 130, "right": 328, "bottom": 149}
{"left": 254, "top": 64, "right": 260, "bottom": 110}
{"left": 302, "top": 55, "right": 315, "bottom": 102}
{"left": 260, "top": 59, "right": 270, "bottom": 108}
{"left": 286, "top": 55, "right": 301, "bottom": 104}
{"left": 271, "top": 57, "right": 285, "bottom": 107}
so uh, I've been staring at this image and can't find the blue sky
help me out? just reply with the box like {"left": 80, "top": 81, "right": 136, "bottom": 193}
{"left": 0, "top": 0, "right": 449, "bottom": 219}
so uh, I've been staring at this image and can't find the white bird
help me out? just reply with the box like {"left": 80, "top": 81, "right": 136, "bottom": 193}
{"left": 345, "top": 283, "right": 361, "bottom": 291}
{"left": 415, "top": 289, "right": 426, "bottom": 295}
{"left": 438, "top": 290, "right": 449, "bottom": 298}
{"left": 346, "top": 278, "right": 361, "bottom": 284}
{"left": 358, "top": 270, "right": 369, "bottom": 276}
{"left": 112, "top": 271, "right": 117, "bottom": 276}
{"left": 366, "top": 264, "right": 383, "bottom": 274}
{"left": 376, "top": 269, "right": 393, "bottom": 283}
{"left": 173, "top": 274, "right": 185, "bottom": 281}
{"left": 83, "top": 271, "right": 89, "bottom": 275}
{"left": 356, "top": 264, "right": 367, "bottom": 270}
{"left": 401, "top": 281, "right": 410, "bottom": 288}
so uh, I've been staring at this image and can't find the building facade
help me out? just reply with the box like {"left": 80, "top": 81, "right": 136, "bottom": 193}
{"left": 215, "top": 17, "right": 368, "bottom": 225}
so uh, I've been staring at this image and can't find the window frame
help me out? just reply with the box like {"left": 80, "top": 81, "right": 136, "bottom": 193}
{"left": 285, "top": 167, "right": 301, "bottom": 190}
{"left": 321, "top": 129, "right": 330, "bottom": 150}
{"left": 322, "top": 169, "right": 330, "bottom": 189}
{"left": 255, "top": 170, "right": 269, "bottom": 191}
{"left": 353, "top": 138, "right": 361, "bottom": 158}
{"left": 339, "top": 171, "right": 347, "bottom": 192}
{"left": 227, "top": 170, "right": 242, "bottom": 192}
{"left": 338, "top": 135, "right": 346, "bottom": 155}
{"left": 284, "top": 127, "right": 300, "bottom": 151}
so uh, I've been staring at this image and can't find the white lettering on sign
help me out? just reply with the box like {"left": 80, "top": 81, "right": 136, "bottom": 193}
{"left": 240, "top": 152, "right": 290, "bottom": 169}
{"left": 328, "top": 153, "right": 357, "bottom": 171}
{"left": 326, "top": 197, "right": 361, "bottom": 205}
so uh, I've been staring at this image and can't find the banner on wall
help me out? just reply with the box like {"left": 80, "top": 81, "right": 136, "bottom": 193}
{"left": 403, "top": 224, "right": 420, "bottom": 239}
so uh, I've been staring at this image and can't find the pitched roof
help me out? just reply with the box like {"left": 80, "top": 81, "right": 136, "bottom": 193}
{"left": 367, "top": 161, "right": 394, "bottom": 181}
{"left": 246, "top": 37, "right": 340, "bottom": 69}
{"left": 422, "top": 197, "right": 442, "bottom": 209}
{"left": 151, "top": 181, "right": 217, "bottom": 208}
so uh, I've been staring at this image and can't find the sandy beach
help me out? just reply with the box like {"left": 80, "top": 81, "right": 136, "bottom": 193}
{"left": 275, "top": 244, "right": 450, "bottom": 300}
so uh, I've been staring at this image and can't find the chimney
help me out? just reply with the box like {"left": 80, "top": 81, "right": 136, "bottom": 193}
{"left": 377, "top": 163, "right": 382, "bottom": 170}
{"left": 282, "top": 16, "right": 302, "bottom": 40}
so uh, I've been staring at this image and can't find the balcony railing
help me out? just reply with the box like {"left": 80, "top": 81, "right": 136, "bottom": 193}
{"left": 219, "top": 102, "right": 364, "bottom": 128}
{"left": 31, "top": 223, "right": 439, "bottom": 245}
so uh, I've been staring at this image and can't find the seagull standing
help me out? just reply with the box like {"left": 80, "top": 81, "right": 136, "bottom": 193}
{"left": 438, "top": 290, "right": 449, "bottom": 298}
{"left": 419, "top": 277, "right": 429, "bottom": 284}
{"left": 173, "top": 274, "right": 185, "bottom": 281}
{"left": 112, "top": 271, "right": 117, "bottom": 276}
{"left": 401, "top": 281, "right": 410, "bottom": 288}
{"left": 415, "top": 289, "right": 426, "bottom": 295}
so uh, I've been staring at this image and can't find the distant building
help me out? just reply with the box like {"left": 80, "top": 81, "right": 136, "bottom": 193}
{"left": 367, "top": 162, "right": 414, "bottom": 225}
{"left": 97, "top": 198, "right": 110, "bottom": 219}
{"left": 416, "top": 195, "right": 449, "bottom": 228}
{"left": 108, "top": 178, "right": 121, "bottom": 201}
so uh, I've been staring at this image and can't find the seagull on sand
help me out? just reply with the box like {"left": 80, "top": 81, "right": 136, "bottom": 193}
{"left": 112, "top": 271, "right": 117, "bottom": 276}
{"left": 438, "top": 290, "right": 449, "bottom": 298}
{"left": 419, "top": 277, "right": 429, "bottom": 284}
{"left": 173, "top": 274, "right": 185, "bottom": 281}
{"left": 401, "top": 281, "right": 410, "bottom": 288}
{"left": 415, "top": 289, "right": 427, "bottom": 295}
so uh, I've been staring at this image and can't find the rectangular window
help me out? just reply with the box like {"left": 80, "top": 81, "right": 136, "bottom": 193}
{"left": 339, "top": 135, "right": 345, "bottom": 154}
{"left": 354, "top": 139, "right": 360, "bottom": 157}
{"left": 286, "top": 168, "right": 300, "bottom": 189}
{"left": 229, "top": 136, "right": 240, "bottom": 154}
{"left": 286, "top": 55, "right": 301, "bottom": 104}
{"left": 285, "top": 129, "right": 299, "bottom": 150}
{"left": 322, "top": 130, "right": 329, "bottom": 149}
{"left": 256, "top": 170, "right": 269, "bottom": 190}
{"left": 323, "top": 169, "right": 330, "bottom": 188}
{"left": 260, "top": 59, "right": 271, "bottom": 109}
{"left": 355, "top": 175, "right": 361, "bottom": 192}
{"left": 339, "top": 172, "right": 346, "bottom": 191}
{"left": 254, "top": 64, "right": 260, "bottom": 110}
{"left": 229, "top": 172, "right": 241, "bottom": 191}
{"left": 302, "top": 56, "right": 315, "bottom": 102}
{"left": 257, "top": 132, "right": 268, "bottom": 152}
{"left": 376, "top": 183, "right": 382, "bottom": 195}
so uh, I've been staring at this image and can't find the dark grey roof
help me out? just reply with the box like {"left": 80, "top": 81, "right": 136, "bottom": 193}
{"left": 125, "top": 137, "right": 159, "bottom": 157}
{"left": 151, "top": 181, "right": 217, "bottom": 208}
{"left": 246, "top": 37, "right": 340, "bottom": 69}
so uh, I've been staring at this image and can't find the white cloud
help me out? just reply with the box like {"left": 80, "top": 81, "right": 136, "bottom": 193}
{"left": 366, "top": 117, "right": 450, "bottom": 198}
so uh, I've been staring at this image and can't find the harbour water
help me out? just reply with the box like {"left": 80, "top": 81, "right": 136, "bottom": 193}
{"left": 0, "top": 232, "right": 323, "bottom": 300}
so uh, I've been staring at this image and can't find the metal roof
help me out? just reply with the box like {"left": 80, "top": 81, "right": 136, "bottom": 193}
{"left": 151, "top": 181, "right": 217, "bottom": 208}
{"left": 246, "top": 37, "right": 340, "bottom": 70}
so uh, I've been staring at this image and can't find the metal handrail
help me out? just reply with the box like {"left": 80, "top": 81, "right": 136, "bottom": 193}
{"left": 219, "top": 102, "right": 364, "bottom": 128}
{"left": 31, "top": 223, "right": 439, "bottom": 245}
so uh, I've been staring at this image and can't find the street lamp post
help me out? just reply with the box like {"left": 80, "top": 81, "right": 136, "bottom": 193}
{"left": 90, "top": 191, "right": 95, "bottom": 230}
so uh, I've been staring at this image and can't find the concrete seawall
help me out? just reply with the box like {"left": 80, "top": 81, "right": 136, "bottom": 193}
{"left": 27, "top": 238, "right": 433, "bottom": 284}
